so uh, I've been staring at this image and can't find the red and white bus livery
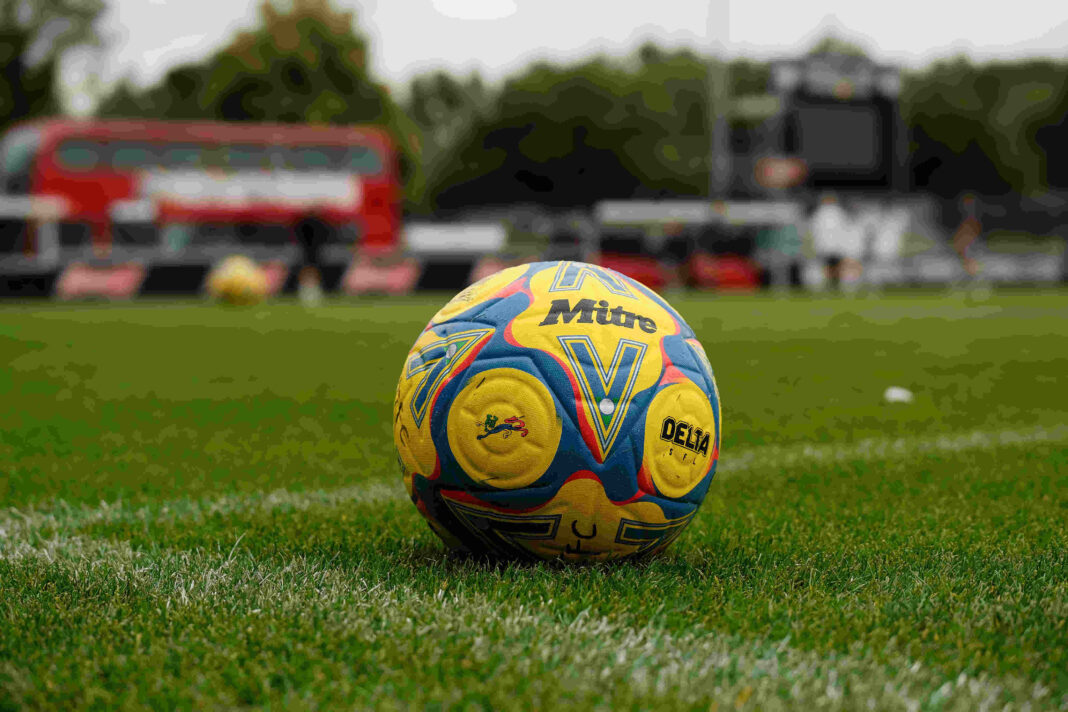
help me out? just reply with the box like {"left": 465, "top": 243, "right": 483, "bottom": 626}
{"left": 0, "top": 119, "right": 401, "bottom": 256}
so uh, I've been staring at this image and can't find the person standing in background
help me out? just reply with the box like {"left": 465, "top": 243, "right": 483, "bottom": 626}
{"left": 836, "top": 197, "right": 866, "bottom": 294}
{"left": 755, "top": 209, "right": 804, "bottom": 292}
{"left": 868, "top": 198, "right": 910, "bottom": 290}
{"left": 809, "top": 192, "right": 851, "bottom": 292}
{"left": 852, "top": 199, "right": 881, "bottom": 292}
{"left": 952, "top": 193, "right": 983, "bottom": 280}
{"left": 295, "top": 211, "right": 331, "bottom": 306}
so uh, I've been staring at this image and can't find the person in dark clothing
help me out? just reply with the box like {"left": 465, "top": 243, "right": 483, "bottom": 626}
{"left": 294, "top": 212, "right": 331, "bottom": 305}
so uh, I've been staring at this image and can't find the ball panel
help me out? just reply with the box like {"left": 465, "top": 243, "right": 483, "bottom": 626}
{"left": 417, "top": 495, "right": 469, "bottom": 552}
{"left": 508, "top": 261, "right": 674, "bottom": 463}
{"left": 429, "top": 264, "right": 529, "bottom": 326}
{"left": 436, "top": 474, "right": 697, "bottom": 561}
{"left": 394, "top": 324, "right": 495, "bottom": 481}
{"left": 401, "top": 325, "right": 494, "bottom": 428}
{"left": 613, "top": 269, "right": 694, "bottom": 339}
{"left": 393, "top": 373, "right": 438, "bottom": 483}
{"left": 642, "top": 379, "right": 718, "bottom": 500}
{"left": 446, "top": 367, "right": 562, "bottom": 490}
{"left": 425, "top": 352, "right": 602, "bottom": 499}
{"left": 662, "top": 336, "right": 723, "bottom": 474}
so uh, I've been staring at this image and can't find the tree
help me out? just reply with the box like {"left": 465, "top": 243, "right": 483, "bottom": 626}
{"left": 0, "top": 0, "right": 104, "bottom": 132}
{"left": 806, "top": 35, "right": 869, "bottom": 58}
{"left": 423, "top": 48, "right": 770, "bottom": 211}
{"left": 902, "top": 56, "right": 1068, "bottom": 197}
{"left": 427, "top": 58, "right": 655, "bottom": 211}
{"left": 402, "top": 70, "right": 493, "bottom": 211}
{"left": 96, "top": 0, "right": 425, "bottom": 206}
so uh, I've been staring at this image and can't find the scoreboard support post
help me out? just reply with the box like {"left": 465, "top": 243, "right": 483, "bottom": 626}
{"left": 705, "top": 0, "right": 732, "bottom": 199}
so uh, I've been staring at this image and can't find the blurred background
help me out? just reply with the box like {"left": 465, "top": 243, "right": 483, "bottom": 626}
{"left": 1, "top": 0, "right": 1066, "bottom": 299}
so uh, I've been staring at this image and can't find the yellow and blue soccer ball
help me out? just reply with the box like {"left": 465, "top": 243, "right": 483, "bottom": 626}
{"left": 394, "top": 261, "right": 721, "bottom": 562}
{"left": 206, "top": 255, "right": 269, "bottom": 305}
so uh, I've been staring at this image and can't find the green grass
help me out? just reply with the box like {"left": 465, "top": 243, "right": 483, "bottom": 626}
{"left": 1, "top": 290, "right": 1067, "bottom": 710}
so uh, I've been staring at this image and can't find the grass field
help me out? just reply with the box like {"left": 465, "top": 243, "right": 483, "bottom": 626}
{"left": 2, "top": 290, "right": 1067, "bottom": 710}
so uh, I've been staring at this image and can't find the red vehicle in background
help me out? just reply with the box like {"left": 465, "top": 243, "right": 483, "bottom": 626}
{"left": 0, "top": 119, "right": 401, "bottom": 257}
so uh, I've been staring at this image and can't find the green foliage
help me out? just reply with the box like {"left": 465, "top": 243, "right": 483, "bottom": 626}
{"left": 424, "top": 50, "right": 770, "bottom": 210}
{"left": 82, "top": 15, "right": 1068, "bottom": 208}
{"left": 96, "top": 0, "right": 425, "bottom": 206}
{"left": 0, "top": 27, "right": 56, "bottom": 132}
{"left": 402, "top": 71, "right": 494, "bottom": 215}
{"left": 1, "top": 293, "right": 1068, "bottom": 708}
{"left": 901, "top": 57, "right": 1068, "bottom": 197}
{"left": 807, "top": 35, "right": 870, "bottom": 57}
{"left": 420, "top": 39, "right": 1065, "bottom": 207}
{"left": 0, "top": 0, "right": 104, "bottom": 132}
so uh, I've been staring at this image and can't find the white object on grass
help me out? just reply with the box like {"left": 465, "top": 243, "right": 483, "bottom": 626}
{"left": 883, "top": 386, "right": 914, "bottom": 404}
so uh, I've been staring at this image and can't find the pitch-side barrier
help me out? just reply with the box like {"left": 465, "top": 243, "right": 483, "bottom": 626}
{"left": 1, "top": 204, "right": 1065, "bottom": 299}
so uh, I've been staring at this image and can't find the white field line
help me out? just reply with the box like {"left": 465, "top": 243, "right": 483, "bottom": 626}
{"left": 0, "top": 480, "right": 403, "bottom": 544}
{"left": 715, "top": 423, "right": 1068, "bottom": 480}
{"left": 0, "top": 532, "right": 141, "bottom": 564}
{"left": 1, "top": 543, "right": 1061, "bottom": 711}
{"left": 2, "top": 423, "right": 1066, "bottom": 544}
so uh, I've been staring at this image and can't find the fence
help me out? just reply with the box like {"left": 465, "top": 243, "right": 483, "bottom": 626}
{"left": 1, "top": 196, "right": 1065, "bottom": 299}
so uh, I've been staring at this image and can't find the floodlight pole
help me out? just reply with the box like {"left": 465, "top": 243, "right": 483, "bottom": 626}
{"left": 707, "top": 0, "right": 731, "bottom": 200}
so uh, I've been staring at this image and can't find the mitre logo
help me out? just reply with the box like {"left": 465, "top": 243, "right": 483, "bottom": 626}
{"left": 538, "top": 298, "right": 657, "bottom": 333}
{"left": 660, "top": 416, "right": 710, "bottom": 456}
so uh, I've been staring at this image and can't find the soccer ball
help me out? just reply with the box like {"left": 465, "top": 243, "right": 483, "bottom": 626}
{"left": 393, "top": 261, "right": 721, "bottom": 562}
{"left": 206, "top": 255, "right": 269, "bottom": 305}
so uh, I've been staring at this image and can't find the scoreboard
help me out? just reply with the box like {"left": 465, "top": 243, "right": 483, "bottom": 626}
{"left": 768, "top": 51, "right": 906, "bottom": 191}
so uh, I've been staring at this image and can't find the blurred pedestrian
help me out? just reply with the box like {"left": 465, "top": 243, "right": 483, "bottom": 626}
{"left": 809, "top": 192, "right": 854, "bottom": 292}
{"left": 295, "top": 211, "right": 330, "bottom": 306}
{"left": 837, "top": 198, "right": 866, "bottom": 294}
{"left": 952, "top": 193, "right": 983, "bottom": 280}
{"left": 755, "top": 211, "right": 803, "bottom": 293}
{"left": 868, "top": 198, "right": 910, "bottom": 290}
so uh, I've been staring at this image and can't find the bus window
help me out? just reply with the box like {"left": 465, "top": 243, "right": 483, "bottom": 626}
{"left": 161, "top": 223, "right": 193, "bottom": 253}
{"left": 1, "top": 128, "right": 41, "bottom": 193}
{"left": 198, "top": 145, "right": 227, "bottom": 169}
{"left": 112, "top": 142, "right": 161, "bottom": 169}
{"left": 224, "top": 145, "right": 270, "bottom": 169}
{"left": 160, "top": 144, "right": 203, "bottom": 168}
{"left": 290, "top": 147, "right": 334, "bottom": 171}
{"left": 263, "top": 146, "right": 288, "bottom": 169}
{"left": 286, "top": 146, "right": 382, "bottom": 174}
{"left": 57, "top": 140, "right": 108, "bottom": 172}
{"left": 344, "top": 146, "right": 383, "bottom": 175}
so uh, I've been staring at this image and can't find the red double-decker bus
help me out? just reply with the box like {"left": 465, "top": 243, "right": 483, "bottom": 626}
{"left": 0, "top": 118, "right": 402, "bottom": 257}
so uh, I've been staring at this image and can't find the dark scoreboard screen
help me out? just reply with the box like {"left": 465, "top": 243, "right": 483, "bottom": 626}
{"left": 772, "top": 54, "right": 902, "bottom": 190}
{"left": 796, "top": 104, "right": 882, "bottom": 173}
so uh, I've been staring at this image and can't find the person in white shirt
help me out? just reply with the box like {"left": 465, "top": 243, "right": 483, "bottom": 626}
{"left": 809, "top": 192, "right": 857, "bottom": 291}
{"left": 838, "top": 199, "right": 868, "bottom": 293}
{"left": 869, "top": 200, "right": 910, "bottom": 288}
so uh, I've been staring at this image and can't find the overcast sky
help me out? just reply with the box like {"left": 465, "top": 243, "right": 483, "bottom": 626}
{"left": 65, "top": 0, "right": 1067, "bottom": 111}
